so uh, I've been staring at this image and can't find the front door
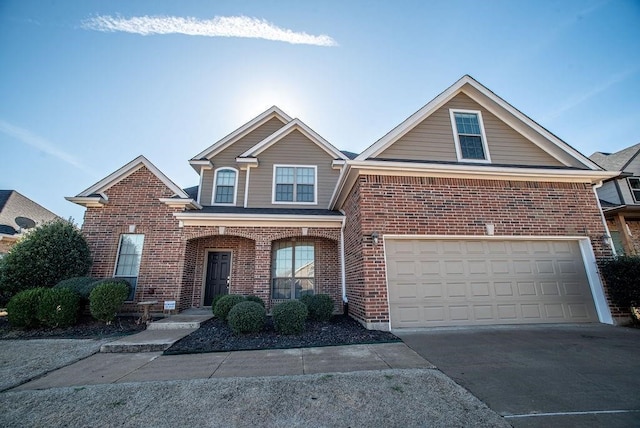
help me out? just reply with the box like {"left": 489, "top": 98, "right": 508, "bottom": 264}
{"left": 204, "top": 251, "right": 231, "bottom": 306}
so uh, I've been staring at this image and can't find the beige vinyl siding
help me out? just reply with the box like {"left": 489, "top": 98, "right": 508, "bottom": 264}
{"left": 248, "top": 129, "right": 340, "bottom": 208}
{"left": 378, "top": 93, "right": 564, "bottom": 167}
{"left": 200, "top": 117, "right": 286, "bottom": 205}
{"left": 598, "top": 181, "right": 621, "bottom": 204}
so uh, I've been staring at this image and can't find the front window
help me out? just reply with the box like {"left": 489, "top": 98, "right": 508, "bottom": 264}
{"left": 214, "top": 168, "right": 237, "bottom": 205}
{"left": 272, "top": 241, "right": 315, "bottom": 300}
{"left": 628, "top": 177, "right": 640, "bottom": 203}
{"left": 273, "top": 166, "right": 316, "bottom": 203}
{"left": 114, "top": 234, "right": 144, "bottom": 301}
{"left": 450, "top": 110, "right": 490, "bottom": 162}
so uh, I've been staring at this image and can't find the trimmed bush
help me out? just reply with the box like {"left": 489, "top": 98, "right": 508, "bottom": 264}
{"left": 7, "top": 288, "right": 48, "bottom": 328}
{"left": 245, "top": 295, "right": 265, "bottom": 307}
{"left": 89, "top": 281, "right": 130, "bottom": 323}
{"left": 0, "top": 220, "right": 92, "bottom": 303}
{"left": 227, "top": 301, "right": 266, "bottom": 334}
{"left": 37, "top": 288, "right": 80, "bottom": 328}
{"left": 213, "top": 294, "right": 246, "bottom": 322}
{"left": 272, "top": 300, "right": 308, "bottom": 335}
{"left": 302, "top": 294, "right": 335, "bottom": 321}
{"left": 211, "top": 294, "right": 225, "bottom": 311}
{"left": 54, "top": 276, "right": 98, "bottom": 300}
{"left": 91, "top": 278, "right": 133, "bottom": 301}
{"left": 599, "top": 256, "right": 640, "bottom": 309}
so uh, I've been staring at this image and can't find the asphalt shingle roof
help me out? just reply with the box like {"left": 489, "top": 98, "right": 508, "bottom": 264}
{"left": 589, "top": 143, "right": 640, "bottom": 171}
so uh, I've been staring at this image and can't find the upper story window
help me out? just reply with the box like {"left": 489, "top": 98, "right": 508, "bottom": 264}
{"left": 213, "top": 168, "right": 237, "bottom": 205}
{"left": 114, "top": 233, "right": 144, "bottom": 301}
{"left": 450, "top": 109, "right": 491, "bottom": 163}
{"left": 628, "top": 177, "right": 640, "bottom": 203}
{"left": 273, "top": 165, "right": 317, "bottom": 204}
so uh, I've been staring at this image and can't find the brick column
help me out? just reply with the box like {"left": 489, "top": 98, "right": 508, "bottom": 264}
{"left": 254, "top": 237, "right": 272, "bottom": 307}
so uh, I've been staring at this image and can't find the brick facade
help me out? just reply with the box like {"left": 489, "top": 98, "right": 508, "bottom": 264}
{"left": 343, "top": 175, "right": 617, "bottom": 328}
{"left": 80, "top": 166, "right": 343, "bottom": 314}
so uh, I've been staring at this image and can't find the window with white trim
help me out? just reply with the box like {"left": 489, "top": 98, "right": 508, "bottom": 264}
{"left": 450, "top": 109, "right": 490, "bottom": 162}
{"left": 213, "top": 168, "right": 237, "bottom": 205}
{"left": 114, "top": 234, "right": 144, "bottom": 301}
{"left": 628, "top": 177, "right": 640, "bottom": 203}
{"left": 271, "top": 240, "right": 315, "bottom": 300}
{"left": 273, "top": 165, "right": 316, "bottom": 203}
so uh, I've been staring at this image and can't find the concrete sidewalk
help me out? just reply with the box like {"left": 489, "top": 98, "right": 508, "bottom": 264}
{"left": 13, "top": 342, "right": 433, "bottom": 390}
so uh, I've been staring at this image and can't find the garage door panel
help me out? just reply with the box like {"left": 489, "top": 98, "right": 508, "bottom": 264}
{"left": 387, "top": 239, "right": 598, "bottom": 328}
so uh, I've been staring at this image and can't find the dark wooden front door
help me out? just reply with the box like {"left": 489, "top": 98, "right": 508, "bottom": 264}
{"left": 204, "top": 251, "right": 231, "bottom": 306}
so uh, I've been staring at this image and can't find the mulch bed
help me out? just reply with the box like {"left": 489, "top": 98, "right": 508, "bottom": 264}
{"left": 0, "top": 314, "right": 146, "bottom": 340}
{"left": 164, "top": 315, "right": 401, "bottom": 355}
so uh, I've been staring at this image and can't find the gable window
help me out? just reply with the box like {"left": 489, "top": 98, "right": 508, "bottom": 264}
{"left": 273, "top": 165, "right": 316, "bottom": 204}
{"left": 114, "top": 234, "right": 144, "bottom": 301}
{"left": 628, "top": 178, "right": 640, "bottom": 203}
{"left": 213, "top": 168, "right": 237, "bottom": 205}
{"left": 272, "top": 240, "right": 314, "bottom": 300}
{"left": 449, "top": 109, "right": 491, "bottom": 162}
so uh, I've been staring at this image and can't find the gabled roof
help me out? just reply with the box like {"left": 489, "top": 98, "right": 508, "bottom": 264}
{"left": 589, "top": 143, "right": 640, "bottom": 171}
{"left": 73, "top": 155, "right": 189, "bottom": 199}
{"left": 189, "top": 106, "right": 292, "bottom": 164}
{"left": 238, "top": 118, "right": 349, "bottom": 161}
{"left": 356, "top": 75, "right": 602, "bottom": 170}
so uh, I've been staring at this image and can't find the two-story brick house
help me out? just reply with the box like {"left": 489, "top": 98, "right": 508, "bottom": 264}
{"left": 68, "top": 76, "right": 621, "bottom": 329}
{"left": 590, "top": 143, "right": 640, "bottom": 256}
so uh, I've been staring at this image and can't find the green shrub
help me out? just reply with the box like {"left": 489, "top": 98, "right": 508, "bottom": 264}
{"left": 89, "top": 281, "right": 129, "bottom": 323}
{"left": 37, "top": 288, "right": 80, "bottom": 328}
{"left": 599, "top": 256, "right": 640, "bottom": 309}
{"left": 0, "top": 220, "right": 92, "bottom": 303}
{"left": 213, "top": 294, "right": 246, "bottom": 322}
{"left": 54, "top": 276, "right": 98, "bottom": 300}
{"left": 245, "top": 295, "right": 265, "bottom": 307}
{"left": 91, "top": 278, "right": 133, "bottom": 301}
{"left": 272, "top": 300, "right": 308, "bottom": 334}
{"left": 227, "top": 301, "right": 266, "bottom": 334}
{"left": 7, "top": 288, "right": 48, "bottom": 328}
{"left": 211, "top": 294, "right": 225, "bottom": 311}
{"left": 302, "top": 294, "right": 335, "bottom": 321}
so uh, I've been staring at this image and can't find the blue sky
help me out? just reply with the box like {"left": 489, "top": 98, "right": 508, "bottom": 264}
{"left": 1, "top": 0, "right": 639, "bottom": 223}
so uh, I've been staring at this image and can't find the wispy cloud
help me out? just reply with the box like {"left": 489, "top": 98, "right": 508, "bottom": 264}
{"left": 0, "top": 120, "right": 94, "bottom": 175}
{"left": 544, "top": 68, "right": 639, "bottom": 121}
{"left": 81, "top": 15, "right": 338, "bottom": 47}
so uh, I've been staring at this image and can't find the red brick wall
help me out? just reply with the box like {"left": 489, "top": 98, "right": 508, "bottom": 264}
{"left": 344, "top": 174, "right": 616, "bottom": 327}
{"left": 182, "top": 226, "right": 342, "bottom": 312}
{"left": 81, "top": 166, "right": 186, "bottom": 313}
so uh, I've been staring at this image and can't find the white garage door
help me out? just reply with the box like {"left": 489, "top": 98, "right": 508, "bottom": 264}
{"left": 386, "top": 239, "right": 599, "bottom": 328}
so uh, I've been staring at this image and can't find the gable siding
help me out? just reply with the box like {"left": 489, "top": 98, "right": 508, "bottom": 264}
{"left": 248, "top": 129, "right": 340, "bottom": 208}
{"left": 200, "top": 117, "right": 287, "bottom": 205}
{"left": 623, "top": 153, "right": 640, "bottom": 174}
{"left": 377, "top": 93, "right": 563, "bottom": 167}
{"left": 597, "top": 181, "right": 621, "bottom": 205}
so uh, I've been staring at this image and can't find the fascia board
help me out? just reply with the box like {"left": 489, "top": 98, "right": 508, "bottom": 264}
{"left": 65, "top": 196, "right": 108, "bottom": 208}
{"left": 77, "top": 155, "right": 189, "bottom": 199}
{"left": 460, "top": 79, "right": 602, "bottom": 170}
{"left": 190, "top": 107, "right": 292, "bottom": 161}
{"left": 159, "top": 198, "right": 202, "bottom": 210}
{"left": 347, "top": 160, "right": 620, "bottom": 184}
{"left": 239, "top": 119, "right": 348, "bottom": 160}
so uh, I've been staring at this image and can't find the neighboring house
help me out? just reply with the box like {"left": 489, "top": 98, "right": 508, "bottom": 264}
{"left": 0, "top": 190, "right": 60, "bottom": 256}
{"left": 67, "top": 75, "right": 622, "bottom": 329}
{"left": 589, "top": 144, "right": 640, "bottom": 256}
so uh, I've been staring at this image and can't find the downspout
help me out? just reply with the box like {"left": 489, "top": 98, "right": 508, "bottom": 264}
{"left": 339, "top": 210, "right": 347, "bottom": 304}
{"left": 593, "top": 181, "right": 616, "bottom": 256}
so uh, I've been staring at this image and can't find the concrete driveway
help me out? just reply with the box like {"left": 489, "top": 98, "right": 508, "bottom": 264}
{"left": 396, "top": 324, "right": 640, "bottom": 428}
